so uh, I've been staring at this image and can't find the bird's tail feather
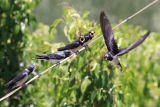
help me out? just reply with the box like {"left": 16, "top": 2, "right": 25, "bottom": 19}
{"left": 4, "top": 83, "right": 15, "bottom": 93}
{"left": 5, "top": 86, "right": 12, "bottom": 93}
{"left": 36, "top": 54, "right": 49, "bottom": 60}
{"left": 117, "top": 63, "right": 122, "bottom": 71}
{"left": 4, "top": 81, "right": 13, "bottom": 87}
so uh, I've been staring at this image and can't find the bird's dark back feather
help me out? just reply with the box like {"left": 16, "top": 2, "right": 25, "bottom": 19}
{"left": 4, "top": 72, "right": 27, "bottom": 87}
{"left": 57, "top": 39, "right": 81, "bottom": 51}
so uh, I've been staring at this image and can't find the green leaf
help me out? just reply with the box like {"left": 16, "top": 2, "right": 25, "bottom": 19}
{"left": 82, "top": 10, "right": 90, "bottom": 19}
{"left": 49, "top": 25, "right": 53, "bottom": 33}
{"left": 14, "top": 25, "right": 20, "bottom": 34}
{"left": 97, "top": 89, "right": 102, "bottom": 101}
{"left": 91, "top": 90, "right": 97, "bottom": 103}
{"left": 81, "top": 78, "right": 91, "bottom": 94}
{"left": 117, "top": 100, "right": 124, "bottom": 107}
{"left": 53, "top": 18, "right": 63, "bottom": 27}
{"left": 63, "top": 7, "right": 69, "bottom": 18}
{"left": 60, "top": 81, "right": 69, "bottom": 94}
{"left": 77, "top": 57, "right": 84, "bottom": 70}
{"left": 94, "top": 64, "right": 100, "bottom": 79}
{"left": 49, "top": 19, "right": 63, "bottom": 33}
{"left": 69, "top": 70, "right": 76, "bottom": 82}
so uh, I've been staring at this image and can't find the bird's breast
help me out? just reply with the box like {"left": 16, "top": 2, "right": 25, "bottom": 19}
{"left": 49, "top": 59, "right": 62, "bottom": 63}
{"left": 111, "top": 58, "right": 119, "bottom": 65}
{"left": 16, "top": 74, "right": 28, "bottom": 86}
{"left": 83, "top": 41, "right": 90, "bottom": 46}
{"left": 70, "top": 46, "right": 83, "bottom": 52}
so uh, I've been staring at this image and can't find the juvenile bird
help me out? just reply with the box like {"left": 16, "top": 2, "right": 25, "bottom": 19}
{"left": 57, "top": 36, "right": 85, "bottom": 53}
{"left": 83, "top": 30, "right": 95, "bottom": 47}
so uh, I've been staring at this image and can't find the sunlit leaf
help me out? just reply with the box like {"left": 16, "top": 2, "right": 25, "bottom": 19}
{"left": 82, "top": 10, "right": 90, "bottom": 19}
{"left": 53, "top": 19, "right": 64, "bottom": 27}
{"left": 91, "top": 90, "right": 97, "bottom": 103}
{"left": 81, "top": 78, "right": 91, "bottom": 94}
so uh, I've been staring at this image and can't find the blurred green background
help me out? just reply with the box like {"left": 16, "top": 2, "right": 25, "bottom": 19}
{"left": 0, "top": 0, "right": 160, "bottom": 107}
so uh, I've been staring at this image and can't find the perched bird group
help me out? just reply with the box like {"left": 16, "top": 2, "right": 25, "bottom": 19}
{"left": 4, "top": 11, "right": 150, "bottom": 92}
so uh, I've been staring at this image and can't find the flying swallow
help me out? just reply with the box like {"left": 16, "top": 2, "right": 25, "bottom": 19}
{"left": 4, "top": 64, "right": 35, "bottom": 92}
{"left": 83, "top": 30, "right": 95, "bottom": 47}
{"left": 100, "top": 11, "right": 150, "bottom": 70}
{"left": 57, "top": 35, "right": 85, "bottom": 53}
{"left": 36, "top": 50, "right": 73, "bottom": 63}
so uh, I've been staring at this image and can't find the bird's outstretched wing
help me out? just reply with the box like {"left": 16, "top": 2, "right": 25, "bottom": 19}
{"left": 100, "top": 11, "right": 119, "bottom": 54}
{"left": 116, "top": 31, "right": 150, "bottom": 56}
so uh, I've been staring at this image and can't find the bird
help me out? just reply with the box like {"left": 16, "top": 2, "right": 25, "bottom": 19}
{"left": 100, "top": 11, "right": 150, "bottom": 70}
{"left": 83, "top": 30, "right": 95, "bottom": 47}
{"left": 36, "top": 50, "right": 73, "bottom": 63}
{"left": 57, "top": 35, "right": 85, "bottom": 53}
{"left": 4, "top": 64, "right": 35, "bottom": 92}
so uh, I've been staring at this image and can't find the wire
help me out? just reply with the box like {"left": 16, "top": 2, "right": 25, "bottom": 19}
{"left": 0, "top": 0, "right": 158, "bottom": 102}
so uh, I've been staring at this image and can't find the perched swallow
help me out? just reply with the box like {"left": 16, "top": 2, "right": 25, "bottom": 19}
{"left": 100, "top": 11, "right": 150, "bottom": 70}
{"left": 36, "top": 50, "right": 73, "bottom": 63}
{"left": 5, "top": 64, "right": 35, "bottom": 92}
{"left": 57, "top": 36, "right": 85, "bottom": 53}
{"left": 83, "top": 30, "right": 95, "bottom": 47}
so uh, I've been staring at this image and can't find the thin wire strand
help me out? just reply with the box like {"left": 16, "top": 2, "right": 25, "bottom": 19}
{"left": 0, "top": 0, "right": 158, "bottom": 102}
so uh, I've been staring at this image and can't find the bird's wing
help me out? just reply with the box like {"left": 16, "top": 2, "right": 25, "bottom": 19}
{"left": 84, "top": 34, "right": 90, "bottom": 42}
{"left": 48, "top": 52, "right": 66, "bottom": 59}
{"left": 57, "top": 40, "right": 80, "bottom": 51}
{"left": 100, "top": 11, "right": 119, "bottom": 54}
{"left": 4, "top": 71, "right": 27, "bottom": 87}
{"left": 116, "top": 31, "right": 150, "bottom": 56}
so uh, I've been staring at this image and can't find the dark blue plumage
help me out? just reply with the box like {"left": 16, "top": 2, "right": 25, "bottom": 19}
{"left": 100, "top": 11, "right": 150, "bottom": 70}
{"left": 36, "top": 50, "right": 72, "bottom": 62}
{"left": 5, "top": 64, "right": 35, "bottom": 92}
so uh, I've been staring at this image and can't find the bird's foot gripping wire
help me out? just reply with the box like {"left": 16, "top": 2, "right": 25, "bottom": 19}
{"left": 84, "top": 44, "right": 89, "bottom": 50}
{"left": 21, "top": 83, "right": 26, "bottom": 88}
{"left": 56, "top": 62, "right": 60, "bottom": 65}
{"left": 75, "top": 50, "right": 80, "bottom": 54}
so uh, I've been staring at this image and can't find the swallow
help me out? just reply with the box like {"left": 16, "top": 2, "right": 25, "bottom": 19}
{"left": 4, "top": 64, "right": 35, "bottom": 92}
{"left": 83, "top": 30, "right": 95, "bottom": 47}
{"left": 100, "top": 11, "right": 150, "bottom": 70}
{"left": 36, "top": 50, "right": 73, "bottom": 63}
{"left": 57, "top": 36, "right": 85, "bottom": 53}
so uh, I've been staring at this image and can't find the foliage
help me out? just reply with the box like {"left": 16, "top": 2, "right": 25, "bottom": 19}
{"left": 1, "top": 5, "right": 160, "bottom": 107}
{"left": 0, "top": 0, "right": 39, "bottom": 106}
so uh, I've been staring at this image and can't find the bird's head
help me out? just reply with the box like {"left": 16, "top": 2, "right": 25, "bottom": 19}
{"left": 27, "top": 63, "right": 36, "bottom": 74}
{"left": 104, "top": 53, "right": 113, "bottom": 61}
{"left": 89, "top": 30, "right": 95, "bottom": 38}
{"left": 79, "top": 36, "right": 85, "bottom": 44}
